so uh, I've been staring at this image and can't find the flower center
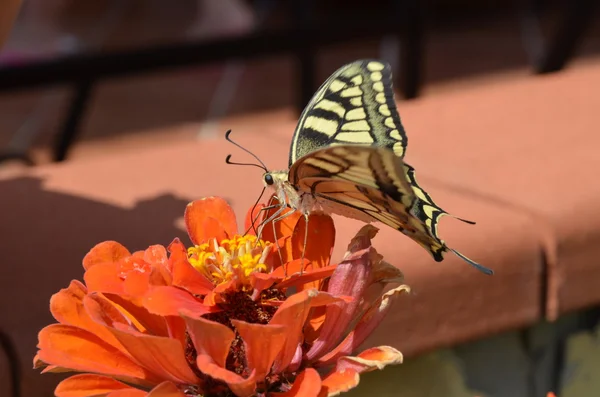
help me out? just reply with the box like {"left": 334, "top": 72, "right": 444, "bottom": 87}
{"left": 187, "top": 235, "right": 270, "bottom": 288}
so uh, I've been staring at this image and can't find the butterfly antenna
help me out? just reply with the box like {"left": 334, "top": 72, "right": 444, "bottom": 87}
{"left": 225, "top": 130, "right": 268, "bottom": 171}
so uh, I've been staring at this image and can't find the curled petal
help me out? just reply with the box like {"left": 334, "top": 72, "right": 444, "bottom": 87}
{"left": 185, "top": 197, "right": 237, "bottom": 244}
{"left": 344, "top": 225, "right": 379, "bottom": 255}
{"left": 270, "top": 368, "right": 322, "bottom": 397}
{"left": 338, "top": 346, "right": 403, "bottom": 372}
{"left": 321, "top": 346, "right": 403, "bottom": 396}
{"left": 55, "top": 374, "right": 136, "bottom": 397}
{"left": 83, "top": 241, "right": 130, "bottom": 271}
{"left": 231, "top": 320, "right": 287, "bottom": 381}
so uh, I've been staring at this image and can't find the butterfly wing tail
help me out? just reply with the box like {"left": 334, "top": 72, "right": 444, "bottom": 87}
{"left": 449, "top": 248, "right": 494, "bottom": 275}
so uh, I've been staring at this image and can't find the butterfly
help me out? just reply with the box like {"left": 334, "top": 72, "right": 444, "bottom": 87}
{"left": 229, "top": 59, "right": 492, "bottom": 275}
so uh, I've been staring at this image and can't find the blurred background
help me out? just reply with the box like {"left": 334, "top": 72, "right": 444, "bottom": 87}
{"left": 1, "top": 1, "right": 600, "bottom": 397}
{"left": 0, "top": 0, "right": 598, "bottom": 166}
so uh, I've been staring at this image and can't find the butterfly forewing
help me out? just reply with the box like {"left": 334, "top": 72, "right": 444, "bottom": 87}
{"left": 289, "top": 60, "right": 408, "bottom": 167}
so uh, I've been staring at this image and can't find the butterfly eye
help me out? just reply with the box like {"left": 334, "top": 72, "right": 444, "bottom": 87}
{"left": 264, "top": 174, "right": 274, "bottom": 186}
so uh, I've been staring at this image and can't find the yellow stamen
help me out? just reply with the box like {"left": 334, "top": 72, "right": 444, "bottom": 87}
{"left": 187, "top": 235, "right": 270, "bottom": 288}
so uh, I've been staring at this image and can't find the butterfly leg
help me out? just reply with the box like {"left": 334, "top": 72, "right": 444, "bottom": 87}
{"left": 256, "top": 202, "right": 288, "bottom": 270}
{"left": 265, "top": 208, "right": 305, "bottom": 277}
{"left": 301, "top": 212, "right": 309, "bottom": 274}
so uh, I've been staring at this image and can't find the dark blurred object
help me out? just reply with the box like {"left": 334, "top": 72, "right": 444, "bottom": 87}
{"left": 520, "top": 0, "right": 597, "bottom": 73}
{"left": 0, "top": 0, "right": 22, "bottom": 49}
{"left": 0, "top": 0, "right": 597, "bottom": 164}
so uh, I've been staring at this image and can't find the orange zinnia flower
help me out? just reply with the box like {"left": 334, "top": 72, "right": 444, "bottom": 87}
{"left": 35, "top": 196, "right": 409, "bottom": 396}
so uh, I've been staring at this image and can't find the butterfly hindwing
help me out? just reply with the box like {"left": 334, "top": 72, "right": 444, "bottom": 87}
{"left": 289, "top": 59, "right": 408, "bottom": 167}
{"left": 289, "top": 145, "right": 450, "bottom": 260}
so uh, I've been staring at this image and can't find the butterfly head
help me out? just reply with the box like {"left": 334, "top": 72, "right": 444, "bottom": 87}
{"left": 262, "top": 170, "right": 288, "bottom": 188}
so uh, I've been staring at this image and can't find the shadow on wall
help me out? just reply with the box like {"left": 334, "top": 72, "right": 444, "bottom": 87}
{"left": 0, "top": 176, "right": 190, "bottom": 397}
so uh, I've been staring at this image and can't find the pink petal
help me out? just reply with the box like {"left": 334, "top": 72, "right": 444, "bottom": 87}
{"left": 270, "top": 289, "right": 347, "bottom": 373}
{"left": 315, "top": 285, "right": 410, "bottom": 366}
{"left": 305, "top": 247, "right": 374, "bottom": 361}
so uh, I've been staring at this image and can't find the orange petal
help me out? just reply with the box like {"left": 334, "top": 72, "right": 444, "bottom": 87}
{"left": 275, "top": 264, "right": 337, "bottom": 290}
{"left": 83, "top": 241, "right": 131, "bottom": 271}
{"left": 321, "top": 346, "right": 402, "bottom": 395}
{"left": 291, "top": 213, "right": 335, "bottom": 273}
{"left": 107, "top": 325, "right": 200, "bottom": 385}
{"left": 55, "top": 374, "right": 137, "bottom": 397}
{"left": 270, "top": 289, "right": 347, "bottom": 373}
{"left": 143, "top": 286, "right": 215, "bottom": 317}
{"left": 166, "top": 239, "right": 187, "bottom": 272}
{"left": 146, "top": 381, "right": 188, "bottom": 397}
{"left": 183, "top": 315, "right": 234, "bottom": 368}
{"left": 346, "top": 346, "right": 403, "bottom": 369}
{"left": 260, "top": 194, "right": 302, "bottom": 244}
{"left": 319, "top": 367, "right": 359, "bottom": 396}
{"left": 271, "top": 368, "right": 322, "bottom": 397}
{"left": 231, "top": 319, "right": 287, "bottom": 381}
{"left": 88, "top": 293, "right": 169, "bottom": 337}
{"left": 50, "top": 286, "right": 124, "bottom": 351}
{"left": 171, "top": 256, "right": 214, "bottom": 296}
{"left": 36, "top": 324, "right": 157, "bottom": 383}
{"left": 196, "top": 356, "right": 257, "bottom": 397}
{"left": 320, "top": 347, "right": 401, "bottom": 396}
{"left": 249, "top": 272, "right": 279, "bottom": 294}
{"left": 185, "top": 197, "right": 237, "bottom": 244}
{"left": 143, "top": 245, "right": 168, "bottom": 267}
{"left": 107, "top": 390, "right": 147, "bottom": 397}
{"left": 84, "top": 262, "right": 125, "bottom": 295}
